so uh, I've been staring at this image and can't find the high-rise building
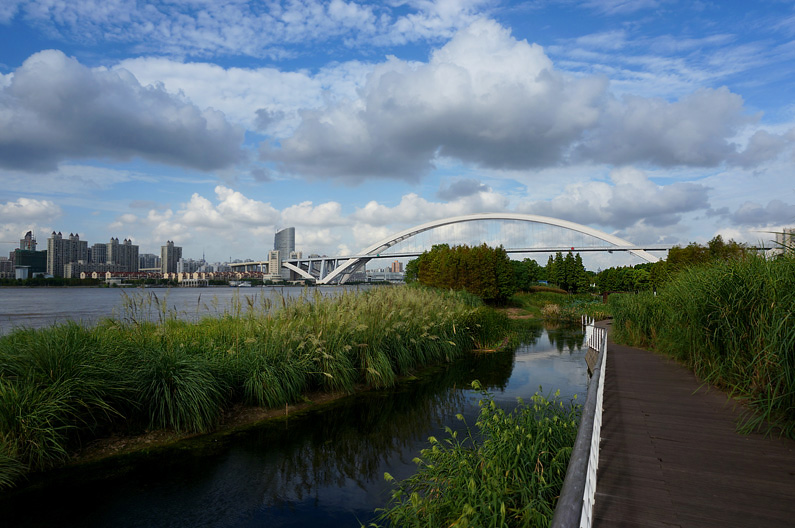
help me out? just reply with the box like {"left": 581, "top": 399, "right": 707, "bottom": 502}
{"left": 13, "top": 248, "right": 46, "bottom": 275}
{"left": 274, "top": 227, "right": 295, "bottom": 280}
{"left": 90, "top": 243, "right": 107, "bottom": 264}
{"left": 390, "top": 260, "right": 404, "bottom": 273}
{"left": 14, "top": 231, "right": 47, "bottom": 275}
{"left": 161, "top": 241, "right": 182, "bottom": 274}
{"left": 139, "top": 253, "right": 161, "bottom": 270}
{"left": 19, "top": 231, "right": 36, "bottom": 251}
{"left": 0, "top": 257, "right": 13, "bottom": 279}
{"left": 107, "top": 237, "right": 139, "bottom": 272}
{"left": 267, "top": 250, "right": 281, "bottom": 280}
{"left": 46, "top": 232, "right": 88, "bottom": 277}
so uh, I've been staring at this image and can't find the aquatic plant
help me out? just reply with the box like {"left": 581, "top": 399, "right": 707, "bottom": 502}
{"left": 373, "top": 383, "right": 579, "bottom": 527}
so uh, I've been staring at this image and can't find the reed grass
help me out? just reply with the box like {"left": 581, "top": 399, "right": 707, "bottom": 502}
{"left": 609, "top": 256, "right": 795, "bottom": 436}
{"left": 0, "top": 285, "right": 507, "bottom": 489}
{"left": 372, "top": 383, "right": 579, "bottom": 527}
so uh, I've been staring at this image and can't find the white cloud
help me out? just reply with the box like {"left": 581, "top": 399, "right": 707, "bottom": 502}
{"left": 214, "top": 186, "right": 281, "bottom": 225}
{"left": 263, "top": 19, "right": 607, "bottom": 180}
{"left": 724, "top": 200, "right": 795, "bottom": 227}
{"left": 352, "top": 189, "right": 508, "bottom": 227}
{"left": 518, "top": 166, "right": 711, "bottom": 230}
{"left": 262, "top": 19, "right": 785, "bottom": 182}
{"left": 7, "top": 1, "right": 490, "bottom": 58}
{"left": 0, "top": 50, "right": 244, "bottom": 173}
{"left": 0, "top": 197, "right": 62, "bottom": 221}
{"left": 0, "top": 0, "right": 23, "bottom": 24}
{"left": 115, "top": 57, "right": 371, "bottom": 134}
{"left": 581, "top": 0, "right": 665, "bottom": 15}
{"left": 281, "top": 201, "right": 348, "bottom": 227}
{"left": 575, "top": 88, "right": 755, "bottom": 167}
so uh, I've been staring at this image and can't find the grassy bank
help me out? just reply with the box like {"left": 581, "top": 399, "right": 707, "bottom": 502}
{"left": 372, "top": 383, "right": 579, "bottom": 527}
{"left": 0, "top": 286, "right": 510, "bottom": 489}
{"left": 512, "top": 286, "right": 609, "bottom": 324}
{"left": 609, "top": 256, "right": 795, "bottom": 436}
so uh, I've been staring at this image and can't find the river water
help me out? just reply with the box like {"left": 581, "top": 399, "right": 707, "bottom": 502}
{"left": 0, "top": 287, "right": 589, "bottom": 528}
{"left": 0, "top": 285, "right": 362, "bottom": 333}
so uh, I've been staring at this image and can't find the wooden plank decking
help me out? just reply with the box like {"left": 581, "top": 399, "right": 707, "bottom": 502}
{"left": 593, "top": 320, "right": 795, "bottom": 527}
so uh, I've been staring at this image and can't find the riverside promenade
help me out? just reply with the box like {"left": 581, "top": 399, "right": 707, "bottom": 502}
{"left": 593, "top": 320, "right": 795, "bottom": 527}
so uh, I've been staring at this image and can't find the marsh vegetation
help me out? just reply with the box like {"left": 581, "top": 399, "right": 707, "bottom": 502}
{"left": 609, "top": 256, "right": 795, "bottom": 437}
{"left": 0, "top": 286, "right": 510, "bottom": 489}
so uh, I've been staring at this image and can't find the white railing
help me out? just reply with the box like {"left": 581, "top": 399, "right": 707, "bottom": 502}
{"left": 551, "top": 317, "right": 608, "bottom": 528}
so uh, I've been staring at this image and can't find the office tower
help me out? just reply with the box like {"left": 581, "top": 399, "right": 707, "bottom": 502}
{"left": 161, "top": 241, "right": 182, "bottom": 274}
{"left": 274, "top": 227, "right": 295, "bottom": 280}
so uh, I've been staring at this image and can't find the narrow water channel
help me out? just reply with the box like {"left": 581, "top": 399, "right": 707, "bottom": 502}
{"left": 0, "top": 325, "right": 589, "bottom": 528}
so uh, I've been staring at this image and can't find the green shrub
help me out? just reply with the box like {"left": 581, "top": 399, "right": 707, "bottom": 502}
{"left": 374, "top": 384, "right": 579, "bottom": 527}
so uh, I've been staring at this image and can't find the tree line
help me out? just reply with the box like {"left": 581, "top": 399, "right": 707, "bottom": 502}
{"left": 596, "top": 235, "right": 751, "bottom": 292}
{"left": 405, "top": 235, "right": 754, "bottom": 301}
{"left": 405, "top": 244, "right": 593, "bottom": 302}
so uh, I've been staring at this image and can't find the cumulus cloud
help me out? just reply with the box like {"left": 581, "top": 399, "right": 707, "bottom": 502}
{"left": 0, "top": 197, "right": 62, "bottom": 221}
{"left": 262, "top": 19, "right": 607, "bottom": 180}
{"left": 724, "top": 200, "right": 795, "bottom": 226}
{"left": 518, "top": 167, "right": 710, "bottom": 229}
{"left": 353, "top": 191, "right": 507, "bottom": 227}
{"left": 115, "top": 56, "right": 356, "bottom": 133}
{"left": 575, "top": 88, "right": 755, "bottom": 167}
{"left": 261, "top": 19, "right": 783, "bottom": 182}
{"left": 436, "top": 178, "right": 491, "bottom": 200}
{"left": 730, "top": 129, "right": 795, "bottom": 168}
{"left": 213, "top": 186, "right": 281, "bottom": 225}
{"left": 0, "top": 50, "right": 244, "bottom": 172}
{"left": 281, "top": 201, "right": 348, "bottom": 227}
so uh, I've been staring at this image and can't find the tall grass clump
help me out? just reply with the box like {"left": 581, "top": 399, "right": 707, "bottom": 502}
{"left": 608, "top": 291, "right": 665, "bottom": 348}
{"left": 0, "top": 323, "right": 130, "bottom": 484}
{"left": 132, "top": 346, "right": 228, "bottom": 433}
{"left": 373, "top": 383, "right": 579, "bottom": 527}
{"left": 609, "top": 256, "right": 795, "bottom": 436}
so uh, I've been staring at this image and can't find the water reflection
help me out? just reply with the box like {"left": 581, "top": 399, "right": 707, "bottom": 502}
{"left": 0, "top": 325, "right": 588, "bottom": 528}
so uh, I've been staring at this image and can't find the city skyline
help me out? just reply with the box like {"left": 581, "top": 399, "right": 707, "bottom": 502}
{"left": 2, "top": 1, "right": 794, "bottom": 269}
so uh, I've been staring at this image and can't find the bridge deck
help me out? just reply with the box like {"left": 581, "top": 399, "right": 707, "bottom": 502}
{"left": 593, "top": 321, "right": 795, "bottom": 527}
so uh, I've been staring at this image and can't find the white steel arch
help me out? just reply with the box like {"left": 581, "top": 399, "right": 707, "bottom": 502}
{"left": 318, "top": 213, "right": 659, "bottom": 284}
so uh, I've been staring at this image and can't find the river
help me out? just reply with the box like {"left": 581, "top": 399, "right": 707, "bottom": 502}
{"left": 0, "top": 285, "right": 363, "bottom": 333}
{"left": 0, "top": 287, "right": 590, "bottom": 527}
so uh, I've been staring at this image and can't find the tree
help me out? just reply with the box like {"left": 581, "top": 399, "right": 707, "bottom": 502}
{"left": 413, "top": 243, "right": 516, "bottom": 303}
{"left": 405, "top": 258, "right": 420, "bottom": 283}
{"left": 574, "top": 253, "right": 590, "bottom": 293}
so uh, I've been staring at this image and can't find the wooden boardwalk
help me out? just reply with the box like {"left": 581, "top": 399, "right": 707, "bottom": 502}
{"left": 593, "top": 321, "right": 795, "bottom": 527}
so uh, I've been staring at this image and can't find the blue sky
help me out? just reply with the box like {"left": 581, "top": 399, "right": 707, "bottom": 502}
{"left": 1, "top": 0, "right": 794, "bottom": 267}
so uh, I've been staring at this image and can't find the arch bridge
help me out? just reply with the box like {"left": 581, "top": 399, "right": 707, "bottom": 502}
{"left": 282, "top": 213, "right": 666, "bottom": 284}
